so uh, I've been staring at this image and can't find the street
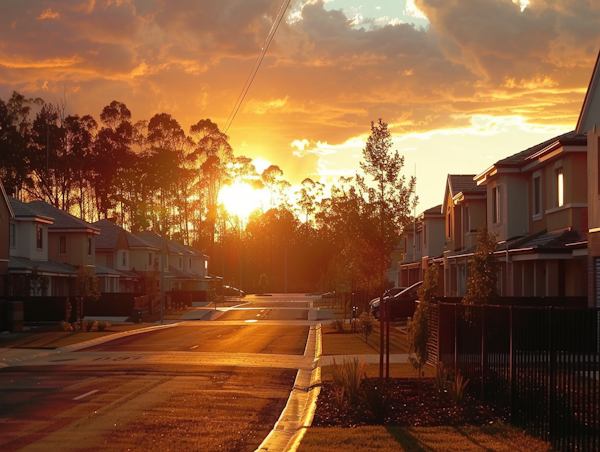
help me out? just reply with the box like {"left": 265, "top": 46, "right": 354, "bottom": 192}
{"left": 0, "top": 294, "right": 320, "bottom": 452}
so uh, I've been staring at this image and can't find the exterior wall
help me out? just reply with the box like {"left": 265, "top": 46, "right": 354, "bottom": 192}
{"left": 13, "top": 221, "right": 48, "bottom": 260}
{"left": 488, "top": 174, "right": 529, "bottom": 241}
{"left": 463, "top": 199, "right": 486, "bottom": 249}
{"left": 130, "top": 249, "right": 155, "bottom": 272}
{"left": 423, "top": 217, "right": 445, "bottom": 257}
{"left": 48, "top": 232, "right": 95, "bottom": 267}
{"left": 444, "top": 192, "right": 456, "bottom": 251}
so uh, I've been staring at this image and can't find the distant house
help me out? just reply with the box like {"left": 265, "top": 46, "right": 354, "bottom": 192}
{"left": 441, "top": 175, "right": 487, "bottom": 296}
{"left": 398, "top": 204, "right": 445, "bottom": 287}
{"left": 92, "top": 219, "right": 143, "bottom": 293}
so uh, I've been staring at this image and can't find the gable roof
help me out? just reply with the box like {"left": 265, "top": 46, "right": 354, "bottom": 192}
{"left": 124, "top": 230, "right": 159, "bottom": 250}
{"left": 93, "top": 219, "right": 128, "bottom": 250}
{"left": 443, "top": 175, "right": 486, "bottom": 212}
{"left": 26, "top": 201, "right": 99, "bottom": 233}
{"left": 136, "top": 231, "right": 194, "bottom": 256}
{"left": 9, "top": 197, "right": 53, "bottom": 222}
{"left": 576, "top": 49, "right": 600, "bottom": 134}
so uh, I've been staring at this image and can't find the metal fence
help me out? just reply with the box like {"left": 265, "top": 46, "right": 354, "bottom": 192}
{"left": 431, "top": 302, "right": 599, "bottom": 451}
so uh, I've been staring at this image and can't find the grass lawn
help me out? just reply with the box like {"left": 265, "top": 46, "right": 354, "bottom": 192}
{"left": 298, "top": 425, "right": 553, "bottom": 452}
{"left": 0, "top": 323, "right": 151, "bottom": 349}
{"left": 322, "top": 322, "right": 411, "bottom": 355}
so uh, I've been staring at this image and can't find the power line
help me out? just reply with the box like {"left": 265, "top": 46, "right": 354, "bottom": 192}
{"left": 223, "top": 0, "right": 292, "bottom": 134}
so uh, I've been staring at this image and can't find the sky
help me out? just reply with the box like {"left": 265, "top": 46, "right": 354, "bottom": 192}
{"left": 1, "top": 0, "right": 600, "bottom": 212}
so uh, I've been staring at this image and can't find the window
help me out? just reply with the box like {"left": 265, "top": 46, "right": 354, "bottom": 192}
{"left": 106, "top": 254, "right": 113, "bottom": 268}
{"left": 148, "top": 252, "right": 153, "bottom": 265}
{"left": 493, "top": 186, "right": 501, "bottom": 224}
{"left": 189, "top": 258, "right": 192, "bottom": 269}
{"left": 59, "top": 236, "right": 66, "bottom": 254}
{"left": 423, "top": 223, "right": 427, "bottom": 246}
{"left": 87, "top": 237, "right": 92, "bottom": 256}
{"left": 464, "top": 206, "right": 470, "bottom": 235}
{"left": 9, "top": 223, "right": 15, "bottom": 247}
{"left": 556, "top": 167, "right": 564, "bottom": 207}
{"left": 533, "top": 173, "right": 541, "bottom": 217}
{"left": 447, "top": 210, "right": 452, "bottom": 239}
{"left": 179, "top": 257, "right": 182, "bottom": 268}
{"left": 36, "top": 225, "right": 43, "bottom": 249}
{"left": 122, "top": 251, "right": 127, "bottom": 267}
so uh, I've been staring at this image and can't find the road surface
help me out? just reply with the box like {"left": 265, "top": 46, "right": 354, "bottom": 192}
{"left": 0, "top": 293, "right": 319, "bottom": 452}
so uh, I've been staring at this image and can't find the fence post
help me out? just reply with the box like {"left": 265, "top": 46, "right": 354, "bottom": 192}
{"left": 509, "top": 305, "right": 515, "bottom": 424}
{"left": 454, "top": 303, "right": 458, "bottom": 376}
{"left": 548, "top": 306, "right": 556, "bottom": 445}
{"left": 481, "top": 304, "right": 486, "bottom": 401}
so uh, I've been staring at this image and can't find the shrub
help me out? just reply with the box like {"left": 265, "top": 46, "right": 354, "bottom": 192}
{"left": 84, "top": 319, "right": 97, "bottom": 332}
{"left": 97, "top": 321, "right": 111, "bottom": 332}
{"left": 330, "top": 357, "right": 364, "bottom": 407}
{"left": 358, "top": 377, "right": 392, "bottom": 424}
{"left": 358, "top": 312, "right": 374, "bottom": 342}
{"left": 331, "top": 318, "right": 345, "bottom": 333}
{"left": 433, "top": 362, "right": 449, "bottom": 394}
{"left": 60, "top": 320, "right": 73, "bottom": 332}
{"left": 448, "top": 369, "right": 469, "bottom": 405}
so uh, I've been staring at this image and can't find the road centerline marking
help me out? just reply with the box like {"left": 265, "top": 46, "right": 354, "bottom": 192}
{"left": 189, "top": 345, "right": 199, "bottom": 350}
{"left": 73, "top": 389, "right": 98, "bottom": 401}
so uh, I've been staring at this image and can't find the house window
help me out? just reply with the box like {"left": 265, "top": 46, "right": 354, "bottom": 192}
{"left": 556, "top": 167, "right": 564, "bottom": 207}
{"left": 36, "top": 225, "right": 43, "bottom": 249}
{"left": 447, "top": 212, "right": 452, "bottom": 239}
{"left": 59, "top": 236, "right": 66, "bottom": 254}
{"left": 493, "top": 186, "right": 501, "bottom": 224}
{"left": 106, "top": 254, "right": 113, "bottom": 268}
{"left": 189, "top": 258, "right": 192, "bottom": 268}
{"left": 148, "top": 252, "right": 153, "bottom": 265}
{"left": 9, "top": 223, "right": 15, "bottom": 247}
{"left": 533, "top": 173, "right": 542, "bottom": 218}
{"left": 416, "top": 233, "right": 421, "bottom": 252}
{"left": 122, "top": 251, "right": 127, "bottom": 267}
{"left": 423, "top": 223, "right": 427, "bottom": 246}
{"left": 464, "top": 206, "right": 470, "bottom": 235}
{"left": 179, "top": 257, "right": 182, "bottom": 268}
{"left": 87, "top": 237, "right": 92, "bottom": 256}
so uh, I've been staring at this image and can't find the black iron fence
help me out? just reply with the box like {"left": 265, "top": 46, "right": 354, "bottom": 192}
{"left": 430, "top": 302, "right": 599, "bottom": 451}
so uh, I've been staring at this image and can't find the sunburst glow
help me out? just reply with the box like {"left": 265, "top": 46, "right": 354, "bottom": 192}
{"left": 218, "top": 182, "right": 264, "bottom": 220}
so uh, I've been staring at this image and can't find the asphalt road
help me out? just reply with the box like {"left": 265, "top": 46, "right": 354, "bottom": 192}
{"left": 0, "top": 293, "right": 318, "bottom": 452}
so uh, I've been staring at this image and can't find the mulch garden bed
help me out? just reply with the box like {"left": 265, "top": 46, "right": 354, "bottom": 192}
{"left": 312, "top": 378, "right": 508, "bottom": 428}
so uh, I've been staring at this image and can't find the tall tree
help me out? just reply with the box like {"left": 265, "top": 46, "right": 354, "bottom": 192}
{"left": 358, "top": 118, "right": 416, "bottom": 291}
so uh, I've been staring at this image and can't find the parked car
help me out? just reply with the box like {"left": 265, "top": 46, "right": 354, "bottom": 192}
{"left": 368, "top": 287, "right": 406, "bottom": 309}
{"left": 370, "top": 281, "right": 422, "bottom": 320}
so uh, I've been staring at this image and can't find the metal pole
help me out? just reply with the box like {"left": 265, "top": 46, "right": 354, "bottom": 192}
{"left": 379, "top": 293, "right": 384, "bottom": 383}
{"left": 160, "top": 226, "right": 166, "bottom": 324}
{"left": 386, "top": 298, "right": 390, "bottom": 380}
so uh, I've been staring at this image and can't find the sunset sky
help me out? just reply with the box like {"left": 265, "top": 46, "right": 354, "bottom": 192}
{"left": 1, "top": 0, "right": 600, "bottom": 212}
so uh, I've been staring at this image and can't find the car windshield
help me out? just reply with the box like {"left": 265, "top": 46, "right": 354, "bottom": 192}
{"left": 392, "top": 281, "right": 422, "bottom": 298}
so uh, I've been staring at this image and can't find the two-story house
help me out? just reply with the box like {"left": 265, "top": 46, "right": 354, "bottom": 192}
{"left": 7, "top": 198, "right": 76, "bottom": 296}
{"left": 0, "top": 180, "right": 14, "bottom": 296}
{"left": 441, "top": 175, "right": 487, "bottom": 296}
{"left": 398, "top": 204, "right": 445, "bottom": 287}
{"left": 579, "top": 50, "right": 600, "bottom": 307}
{"left": 93, "top": 219, "right": 143, "bottom": 293}
{"left": 474, "top": 132, "right": 588, "bottom": 298}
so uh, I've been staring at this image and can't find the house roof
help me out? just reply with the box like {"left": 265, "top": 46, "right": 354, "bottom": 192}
{"left": 183, "top": 244, "right": 210, "bottom": 260}
{"left": 9, "top": 197, "right": 53, "bottom": 222}
{"left": 577, "top": 49, "right": 600, "bottom": 134}
{"left": 26, "top": 201, "right": 99, "bottom": 233}
{"left": 421, "top": 204, "right": 444, "bottom": 217}
{"left": 136, "top": 231, "right": 193, "bottom": 255}
{"left": 93, "top": 219, "right": 123, "bottom": 249}
{"left": 8, "top": 256, "right": 77, "bottom": 275}
{"left": 94, "top": 263, "right": 121, "bottom": 277}
{"left": 124, "top": 230, "right": 159, "bottom": 250}
{"left": 448, "top": 175, "right": 485, "bottom": 196}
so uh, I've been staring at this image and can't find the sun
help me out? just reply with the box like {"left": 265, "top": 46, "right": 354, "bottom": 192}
{"left": 218, "top": 182, "right": 264, "bottom": 220}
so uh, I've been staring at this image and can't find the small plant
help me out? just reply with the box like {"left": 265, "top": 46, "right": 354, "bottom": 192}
{"left": 97, "top": 321, "right": 111, "bottom": 332}
{"left": 331, "top": 318, "right": 345, "bottom": 333}
{"left": 330, "top": 357, "right": 364, "bottom": 407}
{"left": 433, "top": 362, "right": 449, "bottom": 394}
{"left": 358, "top": 311, "right": 374, "bottom": 343}
{"left": 358, "top": 377, "right": 392, "bottom": 424}
{"left": 84, "top": 319, "right": 97, "bottom": 332}
{"left": 60, "top": 320, "right": 73, "bottom": 332}
{"left": 447, "top": 369, "right": 469, "bottom": 405}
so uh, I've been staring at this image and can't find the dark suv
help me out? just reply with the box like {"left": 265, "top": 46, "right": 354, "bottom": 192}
{"left": 370, "top": 281, "right": 422, "bottom": 320}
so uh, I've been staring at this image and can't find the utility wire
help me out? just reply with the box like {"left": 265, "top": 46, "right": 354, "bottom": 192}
{"left": 223, "top": 0, "right": 292, "bottom": 134}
